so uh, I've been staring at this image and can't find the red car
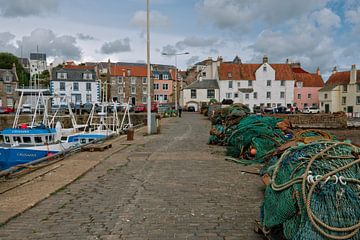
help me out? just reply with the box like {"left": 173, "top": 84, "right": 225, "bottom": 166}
{"left": 0, "top": 107, "right": 15, "bottom": 114}
{"left": 134, "top": 102, "right": 158, "bottom": 113}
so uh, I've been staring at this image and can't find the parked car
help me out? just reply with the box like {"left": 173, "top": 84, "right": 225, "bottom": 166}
{"left": 303, "top": 106, "right": 320, "bottom": 114}
{"left": 187, "top": 106, "right": 196, "bottom": 112}
{"left": 21, "top": 104, "right": 32, "bottom": 114}
{"left": 134, "top": 104, "right": 146, "bottom": 113}
{"left": 275, "top": 106, "right": 291, "bottom": 114}
{"left": 1, "top": 107, "right": 15, "bottom": 114}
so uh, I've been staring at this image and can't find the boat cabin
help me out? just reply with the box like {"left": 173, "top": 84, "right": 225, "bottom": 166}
{"left": 0, "top": 128, "right": 57, "bottom": 146}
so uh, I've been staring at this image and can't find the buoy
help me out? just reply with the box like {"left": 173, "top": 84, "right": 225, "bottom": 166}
{"left": 250, "top": 148, "right": 257, "bottom": 156}
{"left": 20, "top": 123, "right": 28, "bottom": 129}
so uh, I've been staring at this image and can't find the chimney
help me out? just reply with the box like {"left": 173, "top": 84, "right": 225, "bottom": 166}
{"left": 350, "top": 64, "right": 357, "bottom": 84}
{"left": 263, "top": 55, "right": 269, "bottom": 64}
{"left": 316, "top": 66, "right": 320, "bottom": 76}
{"left": 332, "top": 66, "right": 337, "bottom": 75}
{"left": 285, "top": 58, "right": 289, "bottom": 64}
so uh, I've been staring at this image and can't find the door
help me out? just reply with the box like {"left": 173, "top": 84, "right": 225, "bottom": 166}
{"left": 325, "top": 104, "right": 330, "bottom": 113}
{"left": 131, "top": 97, "right": 136, "bottom": 105}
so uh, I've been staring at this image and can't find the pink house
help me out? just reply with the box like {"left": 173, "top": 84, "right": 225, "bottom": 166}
{"left": 152, "top": 65, "right": 175, "bottom": 104}
{"left": 292, "top": 65, "right": 324, "bottom": 110}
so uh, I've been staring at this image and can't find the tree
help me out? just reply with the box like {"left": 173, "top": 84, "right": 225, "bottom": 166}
{"left": 38, "top": 69, "right": 50, "bottom": 87}
{"left": 0, "top": 52, "right": 30, "bottom": 85}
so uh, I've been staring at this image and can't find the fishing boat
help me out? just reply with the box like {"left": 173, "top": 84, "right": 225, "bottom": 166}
{"left": 0, "top": 89, "right": 78, "bottom": 170}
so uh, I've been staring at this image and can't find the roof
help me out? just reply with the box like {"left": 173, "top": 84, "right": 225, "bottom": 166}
{"left": 64, "top": 65, "right": 95, "bottom": 70}
{"left": 111, "top": 65, "right": 147, "bottom": 77}
{"left": 293, "top": 72, "right": 324, "bottom": 87}
{"left": 30, "top": 53, "right": 46, "bottom": 61}
{"left": 184, "top": 79, "right": 219, "bottom": 89}
{"left": 326, "top": 70, "right": 360, "bottom": 85}
{"left": 218, "top": 63, "right": 295, "bottom": 80}
{"left": 319, "top": 84, "right": 338, "bottom": 92}
{"left": 52, "top": 68, "right": 96, "bottom": 81}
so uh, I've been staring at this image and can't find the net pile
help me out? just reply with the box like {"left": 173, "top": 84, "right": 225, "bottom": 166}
{"left": 208, "top": 104, "right": 250, "bottom": 145}
{"left": 261, "top": 141, "right": 360, "bottom": 239}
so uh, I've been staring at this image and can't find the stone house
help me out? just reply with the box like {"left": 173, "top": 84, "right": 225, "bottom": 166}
{"left": 183, "top": 79, "right": 219, "bottom": 111}
{"left": 0, "top": 63, "right": 19, "bottom": 108}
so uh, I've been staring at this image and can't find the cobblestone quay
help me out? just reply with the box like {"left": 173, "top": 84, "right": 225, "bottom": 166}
{"left": 0, "top": 113, "right": 264, "bottom": 239}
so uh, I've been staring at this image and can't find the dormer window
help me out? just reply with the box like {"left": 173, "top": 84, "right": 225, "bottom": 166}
{"left": 4, "top": 75, "right": 12, "bottom": 82}
{"left": 83, "top": 73, "right": 92, "bottom": 80}
{"left": 57, "top": 72, "right": 67, "bottom": 79}
{"left": 127, "top": 69, "right": 131, "bottom": 76}
{"left": 154, "top": 74, "right": 159, "bottom": 79}
{"left": 163, "top": 74, "right": 169, "bottom": 80}
{"left": 227, "top": 72, "right": 232, "bottom": 78}
{"left": 296, "top": 82, "right": 303, "bottom": 88}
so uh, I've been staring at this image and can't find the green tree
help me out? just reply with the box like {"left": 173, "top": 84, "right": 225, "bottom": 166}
{"left": 38, "top": 69, "right": 50, "bottom": 87}
{"left": 0, "top": 52, "right": 30, "bottom": 85}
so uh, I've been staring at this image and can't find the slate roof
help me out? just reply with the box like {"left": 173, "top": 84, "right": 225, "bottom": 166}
{"left": 52, "top": 68, "right": 96, "bottom": 81}
{"left": 184, "top": 79, "right": 219, "bottom": 89}
{"left": 30, "top": 53, "right": 46, "bottom": 61}
{"left": 319, "top": 84, "right": 338, "bottom": 92}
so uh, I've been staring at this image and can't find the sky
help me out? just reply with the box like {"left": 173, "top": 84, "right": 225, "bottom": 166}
{"left": 0, "top": 0, "right": 359, "bottom": 79}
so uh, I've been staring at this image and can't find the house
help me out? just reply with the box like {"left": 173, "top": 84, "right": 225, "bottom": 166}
{"left": 110, "top": 64, "right": 153, "bottom": 105}
{"left": 218, "top": 56, "right": 295, "bottom": 111}
{"left": 319, "top": 65, "right": 360, "bottom": 116}
{"left": 29, "top": 53, "right": 47, "bottom": 82}
{"left": 152, "top": 64, "right": 175, "bottom": 104}
{"left": 0, "top": 63, "right": 19, "bottom": 108}
{"left": 50, "top": 65, "right": 99, "bottom": 106}
{"left": 291, "top": 64, "right": 324, "bottom": 110}
{"left": 183, "top": 79, "right": 219, "bottom": 111}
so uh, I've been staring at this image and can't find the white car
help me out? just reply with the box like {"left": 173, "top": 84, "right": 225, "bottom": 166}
{"left": 303, "top": 107, "right": 319, "bottom": 114}
{"left": 21, "top": 104, "right": 32, "bottom": 114}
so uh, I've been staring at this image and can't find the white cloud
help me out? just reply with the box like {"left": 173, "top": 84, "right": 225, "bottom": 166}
{"left": 176, "top": 36, "right": 220, "bottom": 50}
{"left": 130, "top": 10, "right": 170, "bottom": 29}
{"left": 186, "top": 56, "right": 200, "bottom": 66}
{"left": 311, "top": 8, "right": 341, "bottom": 31}
{"left": 0, "top": 32, "right": 17, "bottom": 53}
{"left": 0, "top": 0, "right": 58, "bottom": 17}
{"left": 100, "top": 38, "right": 131, "bottom": 54}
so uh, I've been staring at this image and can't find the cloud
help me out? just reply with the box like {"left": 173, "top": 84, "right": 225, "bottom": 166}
{"left": 311, "top": 8, "right": 341, "bottom": 31}
{"left": 161, "top": 44, "right": 178, "bottom": 55}
{"left": 77, "top": 33, "right": 95, "bottom": 41}
{"left": 16, "top": 28, "right": 82, "bottom": 60}
{"left": 100, "top": 38, "right": 131, "bottom": 54}
{"left": 0, "top": 32, "right": 17, "bottom": 53}
{"left": 186, "top": 56, "right": 200, "bottom": 66}
{"left": 0, "top": 0, "right": 58, "bottom": 17}
{"left": 130, "top": 10, "right": 170, "bottom": 28}
{"left": 197, "top": 0, "right": 329, "bottom": 31}
{"left": 175, "top": 36, "right": 219, "bottom": 50}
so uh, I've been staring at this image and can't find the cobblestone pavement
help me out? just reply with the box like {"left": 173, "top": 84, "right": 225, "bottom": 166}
{"left": 0, "top": 113, "right": 264, "bottom": 240}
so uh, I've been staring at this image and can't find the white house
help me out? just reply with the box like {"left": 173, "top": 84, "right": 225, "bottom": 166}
{"left": 183, "top": 79, "right": 219, "bottom": 111}
{"left": 50, "top": 66, "right": 99, "bottom": 106}
{"left": 30, "top": 53, "right": 47, "bottom": 82}
{"left": 217, "top": 56, "right": 295, "bottom": 111}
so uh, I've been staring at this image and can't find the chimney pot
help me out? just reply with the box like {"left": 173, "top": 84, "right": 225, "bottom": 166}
{"left": 263, "top": 55, "right": 269, "bottom": 64}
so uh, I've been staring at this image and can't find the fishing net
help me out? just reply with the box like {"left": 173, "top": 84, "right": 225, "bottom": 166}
{"left": 261, "top": 140, "right": 360, "bottom": 239}
{"left": 225, "top": 115, "right": 289, "bottom": 164}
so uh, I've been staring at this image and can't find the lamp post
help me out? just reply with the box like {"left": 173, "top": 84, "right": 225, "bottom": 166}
{"left": 161, "top": 52, "right": 189, "bottom": 110}
{"left": 146, "top": 0, "right": 151, "bottom": 135}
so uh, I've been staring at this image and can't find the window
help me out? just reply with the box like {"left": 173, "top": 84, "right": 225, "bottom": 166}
{"left": 245, "top": 93, "right": 249, "bottom": 99}
{"left": 234, "top": 93, "right": 239, "bottom": 98}
{"left": 154, "top": 74, "right": 159, "bottom": 79}
{"left": 280, "top": 80, "right": 285, "bottom": 86}
{"left": 228, "top": 81, "right": 233, "bottom": 89}
{"left": 267, "top": 80, "right": 271, "bottom": 86}
{"left": 118, "top": 77, "right": 124, "bottom": 84}
{"left": 263, "top": 66, "right": 267, "bottom": 71}
{"left": 253, "top": 92, "right": 258, "bottom": 99}
{"left": 154, "top": 84, "right": 159, "bottom": 90}
{"left": 297, "top": 94, "right": 301, "bottom": 100}
{"left": 13, "top": 136, "right": 22, "bottom": 143}
{"left": 296, "top": 82, "right": 303, "bottom": 88}
{"left": 34, "top": 137, "right": 42, "bottom": 143}
{"left": 4, "top": 75, "right": 12, "bottom": 82}
{"left": 73, "top": 82, "right": 79, "bottom": 91}
{"left": 86, "top": 83, "right": 91, "bottom": 91}
{"left": 342, "top": 97, "right": 346, "bottom": 105}
{"left": 127, "top": 69, "right": 131, "bottom": 76}
{"left": 23, "top": 137, "right": 31, "bottom": 143}
{"left": 83, "top": 73, "right": 92, "bottom": 79}
{"left": 225, "top": 93, "right": 232, "bottom": 98}
{"left": 343, "top": 85, "right": 348, "bottom": 93}
{"left": 6, "top": 98, "right": 13, "bottom": 107}
{"left": 266, "top": 92, "right": 271, "bottom": 99}
{"left": 131, "top": 77, "right": 136, "bottom": 85}
{"left": 57, "top": 72, "right": 67, "bottom": 79}
{"left": 142, "top": 77, "right": 147, "bottom": 84}
{"left": 324, "top": 94, "right": 328, "bottom": 99}
{"left": 142, "top": 96, "right": 147, "bottom": 103}
{"left": 248, "top": 80, "right": 253, "bottom": 87}
{"left": 191, "top": 89, "right": 196, "bottom": 99}
{"left": 357, "top": 96, "right": 360, "bottom": 105}
{"left": 163, "top": 74, "right": 169, "bottom": 80}
{"left": 60, "top": 82, "right": 65, "bottom": 91}
{"left": 207, "top": 89, "right": 215, "bottom": 99}
{"left": 308, "top": 93, "right": 312, "bottom": 99}
{"left": 154, "top": 95, "right": 159, "bottom": 101}
{"left": 227, "top": 72, "right": 232, "bottom": 78}
{"left": 4, "top": 136, "right": 10, "bottom": 143}
{"left": 202, "top": 72, "right": 206, "bottom": 77}
{"left": 118, "top": 86, "right": 123, "bottom": 94}
{"left": 131, "top": 86, "right": 136, "bottom": 94}
{"left": 357, "top": 84, "right": 360, "bottom": 92}
{"left": 163, "top": 84, "right": 169, "bottom": 90}
{"left": 280, "top": 92, "right": 285, "bottom": 99}
{"left": 5, "top": 85, "right": 12, "bottom": 94}
{"left": 237, "top": 82, "right": 241, "bottom": 87}
{"left": 86, "top": 94, "right": 92, "bottom": 102}
{"left": 142, "top": 86, "right": 147, "bottom": 94}
{"left": 163, "top": 95, "right": 168, "bottom": 101}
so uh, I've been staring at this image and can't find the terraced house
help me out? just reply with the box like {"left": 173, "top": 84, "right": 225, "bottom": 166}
{"left": 0, "top": 63, "right": 19, "bottom": 108}
{"left": 218, "top": 56, "right": 295, "bottom": 111}
{"left": 50, "top": 64, "right": 99, "bottom": 105}
{"left": 152, "top": 64, "right": 175, "bottom": 104}
{"left": 319, "top": 65, "right": 360, "bottom": 116}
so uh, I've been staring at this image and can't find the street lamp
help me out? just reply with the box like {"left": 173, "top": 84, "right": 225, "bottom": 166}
{"left": 146, "top": 0, "right": 151, "bottom": 135}
{"left": 162, "top": 52, "right": 189, "bottom": 110}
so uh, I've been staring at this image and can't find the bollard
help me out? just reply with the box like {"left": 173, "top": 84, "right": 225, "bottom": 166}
{"left": 127, "top": 128, "right": 134, "bottom": 141}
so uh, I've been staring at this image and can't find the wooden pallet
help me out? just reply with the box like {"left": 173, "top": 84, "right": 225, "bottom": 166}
{"left": 82, "top": 142, "right": 112, "bottom": 152}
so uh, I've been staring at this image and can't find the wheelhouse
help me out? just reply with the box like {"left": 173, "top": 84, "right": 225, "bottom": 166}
{"left": 0, "top": 128, "right": 57, "bottom": 146}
